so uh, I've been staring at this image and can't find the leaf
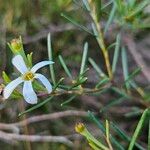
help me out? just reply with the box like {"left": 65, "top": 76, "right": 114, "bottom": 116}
{"left": 59, "top": 55, "right": 72, "bottom": 79}
{"left": 88, "top": 58, "right": 105, "bottom": 77}
{"left": 111, "top": 87, "right": 130, "bottom": 98}
{"left": 100, "top": 97, "right": 125, "bottom": 112}
{"left": 129, "top": 81, "right": 145, "bottom": 97}
{"left": 27, "top": 52, "right": 33, "bottom": 68}
{"left": 47, "top": 33, "right": 56, "bottom": 86}
{"left": 89, "top": 141, "right": 100, "bottom": 150}
{"left": 128, "top": 108, "right": 150, "bottom": 150}
{"left": 61, "top": 95, "right": 77, "bottom": 106}
{"left": 104, "top": 3, "right": 116, "bottom": 34}
{"left": 124, "top": 108, "right": 142, "bottom": 118}
{"left": 61, "top": 13, "right": 94, "bottom": 36}
{"left": 111, "top": 122, "right": 145, "bottom": 150}
{"left": 95, "top": 77, "right": 109, "bottom": 89}
{"left": 80, "top": 42, "right": 88, "bottom": 75}
{"left": 106, "top": 120, "right": 110, "bottom": 141}
{"left": 82, "top": 0, "right": 91, "bottom": 11}
{"left": 2, "top": 71, "right": 11, "bottom": 84}
{"left": 124, "top": 67, "right": 141, "bottom": 84}
{"left": 88, "top": 111, "right": 125, "bottom": 150}
{"left": 121, "top": 47, "right": 130, "bottom": 90}
{"left": 112, "top": 34, "right": 121, "bottom": 73}
{"left": 101, "top": 0, "right": 113, "bottom": 10}
{"left": 127, "top": 0, "right": 150, "bottom": 18}
{"left": 18, "top": 96, "right": 54, "bottom": 116}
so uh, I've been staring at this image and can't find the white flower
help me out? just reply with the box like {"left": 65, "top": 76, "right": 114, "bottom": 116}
{"left": 3, "top": 55, "right": 54, "bottom": 104}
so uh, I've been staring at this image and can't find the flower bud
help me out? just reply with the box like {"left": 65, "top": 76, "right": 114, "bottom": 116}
{"left": 75, "top": 123, "right": 85, "bottom": 133}
{"left": 10, "top": 38, "right": 22, "bottom": 52}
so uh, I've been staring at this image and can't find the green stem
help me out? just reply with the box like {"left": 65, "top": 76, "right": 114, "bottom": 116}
{"left": 90, "top": 4, "right": 113, "bottom": 79}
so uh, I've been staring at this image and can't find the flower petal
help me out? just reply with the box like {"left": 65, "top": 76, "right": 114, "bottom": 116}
{"left": 35, "top": 73, "right": 52, "bottom": 93}
{"left": 31, "top": 61, "right": 54, "bottom": 73}
{"left": 23, "top": 81, "right": 37, "bottom": 104}
{"left": 12, "top": 55, "right": 28, "bottom": 74}
{"left": 3, "top": 77, "right": 23, "bottom": 99}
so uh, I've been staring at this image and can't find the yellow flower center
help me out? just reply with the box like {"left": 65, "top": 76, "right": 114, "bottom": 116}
{"left": 23, "top": 72, "right": 34, "bottom": 81}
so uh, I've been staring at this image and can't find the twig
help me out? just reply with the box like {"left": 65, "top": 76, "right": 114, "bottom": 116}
{"left": 0, "top": 110, "right": 87, "bottom": 131}
{"left": 0, "top": 130, "right": 73, "bottom": 147}
{"left": 13, "top": 110, "right": 87, "bottom": 127}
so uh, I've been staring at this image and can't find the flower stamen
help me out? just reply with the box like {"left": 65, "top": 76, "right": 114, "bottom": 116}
{"left": 23, "top": 72, "right": 34, "bottom": 81}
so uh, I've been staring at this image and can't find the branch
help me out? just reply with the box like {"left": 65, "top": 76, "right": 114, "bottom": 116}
{"left": 13, "top": 110, "right": 87, "bottom": 127}
{"left": 0, "top": 130, "right": 73, "bottom": 146}
{"left": 0, "top": 110, "right": 87, "bottom": 131}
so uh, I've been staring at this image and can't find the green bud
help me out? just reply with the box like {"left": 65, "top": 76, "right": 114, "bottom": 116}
{"left": 75, "top": 123, "right": 85, "bottom": 133}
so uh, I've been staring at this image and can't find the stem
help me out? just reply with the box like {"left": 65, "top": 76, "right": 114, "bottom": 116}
{"left": 84, "top": 129, "right": 109, "bottom": 150}
{"left": 89, "top": 3, "right": 113, "bottom": 79}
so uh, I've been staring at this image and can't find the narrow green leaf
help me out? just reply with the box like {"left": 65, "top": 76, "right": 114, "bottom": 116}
{"left": 91, "top": 23, "right": 98, "bottom": 37}
{"left": 88, "top": 111, "right": 125, "bottom": 150}
{"left": 104, "top": 4, "right": 116, "bottom": 34}
{"left": 70, "top": 77, "right": 88, "bottom": 90}
{"left": 128, "top": 0, "right": 136, "bottom": 8}
{"left": 129, "top": 81, "right": 145, "bottom": 97}
{"left": 82, "top": 0, "right": 91, "bottom": 11}
{"left": 125, "top": 108, "right": 142, "bottom": 118}
{"left": 95, "top": 77, "right": 109, "bottom": 88}
{"left": 2, "top": 71, "right": 11, "bottom": 84}
{"left": 58, "top": 55, "right": 72, "bottom": 79}
{"left": 111, "top": 122, "right": 145, "bottom": 150}
{"left": 61, "top": 95, "right": 77, "bottom": 106}
{"left": 80, "top": 42, "right": 88, "bottom": 75}
{"left": 101, "top": 0, "right": 113, "bottom": 10}
{"left": 124, "top": 67, "right": 141, "bottom": 84}
{"left": 27, "top": 52, "right": 33, "bottom": 68}
{"left": 89, "top": 141, "right": 100, "bottom": 150}
{"left": 107, "top": 42, "right": 117, "bottom": 51}
{"left": 53, "top": 78, "right": 64, "bottom": 91}
{"left": 100, "top": 97, "right": 125, "bottom": 112}
{"left": 111, "top": 87, "right": 130, "bottom": 98}
{"left": 47, "top": 33, "right": 56, "bottom": 86}
{"left": 112, "top": 34, "right": 121, "bottom": 73}
{"left": 19, "top": 96, "right": 54, "bottom": 116}
{"left": 61, "top": 13, "right": 94, "bottom": 36}
{"left": 106, "top": 120, "right": 110, "bottom": 140}
{"left": 127, "top": 0, "right": 149, "bottom": 18}
{"left": 88, "top": 58, "right": 105, "bottom": 77}
{"left": 128, "top": 108, "right": 150, "bottom": 150}
{"left": 79, "top": 68, "right": 89, "bottom": 78}
{"left": 121, "top": 47, "right": 130, "bottom": 89}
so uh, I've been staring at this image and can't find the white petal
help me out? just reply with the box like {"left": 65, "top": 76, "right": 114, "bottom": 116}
{"left": 12, "top": 55, "right": 28, "bottom": 74}
{"left": 31, "top": 61, "right": 54, "bottom": 73}
{"left": 35, "top": 73, "right": 52, "bottom": 93}
{"left": 3, "top": 77, "right": 23, "bottom": 99}
{"left": 23, "top": 81, "right": 37, "bottom": 104}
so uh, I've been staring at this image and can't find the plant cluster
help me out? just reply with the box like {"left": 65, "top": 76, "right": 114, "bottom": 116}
{"left": 1, "top": 0, "right": 150, "bottom": 149}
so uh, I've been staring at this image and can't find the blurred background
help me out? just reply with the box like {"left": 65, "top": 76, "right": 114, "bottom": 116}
{"left": 0, "top": 0, "right": 149, "bottom": 149}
